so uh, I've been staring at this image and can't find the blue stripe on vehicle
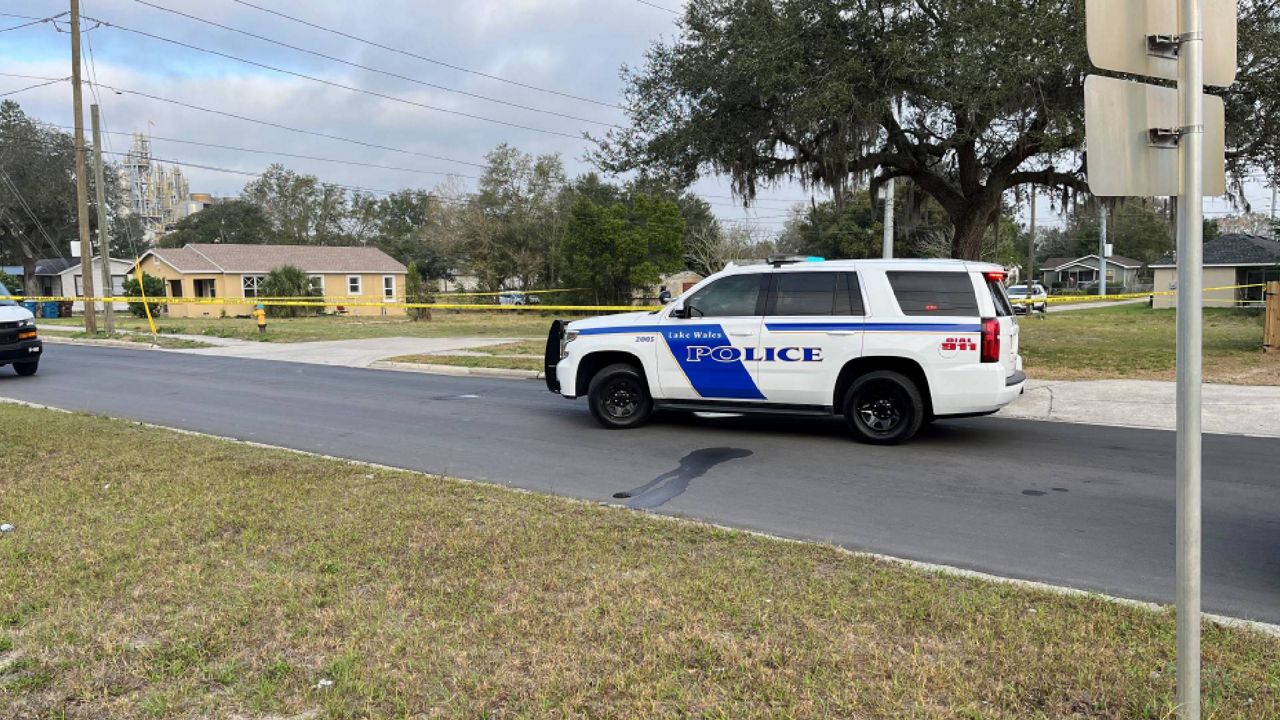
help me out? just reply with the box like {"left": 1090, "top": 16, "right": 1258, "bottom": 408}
{"left": 659, "top": 325, "right": 765, "bottom": 400}
{"left": 764, "top": 322, "right": 982, "bottom": 332}
{"left": 572, "top": 324, "right": 765, "bottom": 400}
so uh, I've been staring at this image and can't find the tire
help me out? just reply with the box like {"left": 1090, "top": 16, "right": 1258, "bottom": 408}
{"left": 587, "top": 363, "right": 653, "bottom": 429}
{"left": 842, "top": 370, "right": 924, "bottom": 445}
{"left": 13, "top": 361, "right": 38, "bottom": 377}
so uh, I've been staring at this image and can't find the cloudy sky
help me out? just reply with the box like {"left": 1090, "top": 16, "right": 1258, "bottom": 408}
{"left": 1, "top": 0, "right": 1272, "bottom": 238}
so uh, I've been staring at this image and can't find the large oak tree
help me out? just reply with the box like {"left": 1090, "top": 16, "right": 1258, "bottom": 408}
{"left": 595, "top": 0, "right": 1280, "bottom": 259}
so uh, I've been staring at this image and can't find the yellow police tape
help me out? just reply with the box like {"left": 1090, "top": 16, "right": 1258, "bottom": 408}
{"left": 0, "top": 283, "right": 1265, "bottom": 313}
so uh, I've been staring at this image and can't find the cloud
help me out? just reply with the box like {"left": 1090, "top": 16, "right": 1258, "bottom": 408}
{"left": 0, "top": 0, "right": 825, "bottom": 232}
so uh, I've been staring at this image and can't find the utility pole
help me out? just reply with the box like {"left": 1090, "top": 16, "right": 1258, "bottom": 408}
{"left": 1099, "top": 204, "right": 1109, "bottom": 297}
{"left": 881, "top": 179, "right": 895, "bottom": 259}
{"left": 1028, "top": 187, "right": 1037, "bottom": 312}
{"left": 1175, "top": 0, "right": 1205, "bottom": 716}
{"left": 70, "top": 0, "right": 97, "bottom": 334}
{"left": 91, "top": 104, "right": 113, "bottom": 334}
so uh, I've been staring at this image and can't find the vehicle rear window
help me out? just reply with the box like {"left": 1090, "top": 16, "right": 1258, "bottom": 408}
{"left": 886, "top": 271, "right": 979, "bottom": 316}
{"left": 766, "top": 272, "right": 865, "bottom": 316}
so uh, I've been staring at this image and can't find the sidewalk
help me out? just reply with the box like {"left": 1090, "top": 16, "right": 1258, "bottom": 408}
{"left": 997, "top": 379, "right": 1280, "bottom": 438}
{"left": 172, "top": 336, "right": 518, "bottom": 367}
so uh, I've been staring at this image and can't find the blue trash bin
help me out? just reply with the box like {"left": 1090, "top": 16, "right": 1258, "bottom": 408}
{"left": 21, "top": 301, "right": 37, "bottom": 315}
{"left": 42, "top": 301, "right": 60, "bottom": 319}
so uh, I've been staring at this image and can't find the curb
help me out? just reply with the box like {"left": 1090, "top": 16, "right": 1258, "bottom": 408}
{"left": 43, "top": 336, "right": 161, "bottom": 351}
{"left": 370, "top": 360, "right": 542, "bottom": 380}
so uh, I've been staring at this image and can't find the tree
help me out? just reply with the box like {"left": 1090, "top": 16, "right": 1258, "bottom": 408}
{"left": 596, "top": 0, "right": 1280, "bottom": 260}
{"left": 685, "top": 224, "right": 775, "bottom": 276}
{"left": 242, "top": 165, "right": 350, "bottom": 245}
{"left": 0, "top": 270, "right": 21, "bottom": 296}
{"left": 122, "top": 272, "right": 166, "bottom": 317}
{"left": 159, "top": 201, "right": 273, "bottom": 247}
{"left": 560, "top": 191, "right": 685, "bottom": 305}
{"left": 0, "top": 101, "right": 77, "bottom": 294}
{"left": 405, "top": 260, "right": 433, "bottom": 322}
{"left": 260, "top": 265, "right": 320, "bottom": 318}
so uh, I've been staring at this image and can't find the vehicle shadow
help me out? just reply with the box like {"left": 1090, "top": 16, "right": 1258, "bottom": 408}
{"left": 613, "top": 446, "right": 754, "bottom": 509}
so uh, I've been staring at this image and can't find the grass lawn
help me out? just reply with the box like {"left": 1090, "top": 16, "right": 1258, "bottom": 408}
{"left": 1021, "top": 304, "right": 1278, "bottom": 384}
{"left": 60, "top": 332, "right": 215, "bottom": 350}
{"left": 1, "top": 405, "right": 1277, "bottom": 718}
{"left": 40, "top": 312, "right": 571, "bottom": 344}
{"left": 390, "top": 340, "right": 546, "bottom": 372}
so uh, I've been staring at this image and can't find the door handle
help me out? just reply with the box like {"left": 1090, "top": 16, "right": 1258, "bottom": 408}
{"left": 728, "top": 331, "right": 755, "bottom": 337}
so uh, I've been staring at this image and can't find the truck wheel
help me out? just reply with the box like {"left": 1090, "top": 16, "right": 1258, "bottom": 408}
{"left": 13, "top": 361, "right": 38, "bottom": 377}
{"left": 588, "top": 363, "right": 653, "bottom": 429}
{"left": 843, "top": 370, "right": 924, "bottom": 445}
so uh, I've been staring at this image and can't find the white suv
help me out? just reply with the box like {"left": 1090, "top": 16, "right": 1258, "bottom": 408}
{"left": 545, "top": 258, "right": 1025, "bottom": 444}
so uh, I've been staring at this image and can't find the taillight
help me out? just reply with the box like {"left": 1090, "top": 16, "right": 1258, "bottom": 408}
{"left": 980, "top": 318, "right": 1000, "bottom": 363}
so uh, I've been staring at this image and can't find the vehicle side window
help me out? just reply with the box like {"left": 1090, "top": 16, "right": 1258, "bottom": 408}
{"left": 768, "top": 272, "right": 836, "bottom": 316}
{"left": 838, "top": 272, "right": 866, "bottom": 316}
{"left": 886, "top": 271, "right": 980, "bottom": 316}
{"left": 684, "top": 274, "right": 766, "bottom": 317}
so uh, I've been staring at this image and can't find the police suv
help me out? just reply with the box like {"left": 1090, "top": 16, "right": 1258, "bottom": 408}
{"left": 544, "top": 257, "right": 1025, "bottom": 444}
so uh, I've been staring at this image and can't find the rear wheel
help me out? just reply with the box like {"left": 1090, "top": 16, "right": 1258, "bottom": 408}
{"left": 13, "top": 361, "right": 38, "bottom": 377}
{"left": 588, "top": 363, "right": 653, "bottom": 429}
{"left": 843, "top": 370, "right": 924, "bottom": 445}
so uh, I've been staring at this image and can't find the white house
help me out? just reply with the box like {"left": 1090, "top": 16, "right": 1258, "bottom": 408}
{"left": 32, "top": 257, "right": 135, "bottom": 311}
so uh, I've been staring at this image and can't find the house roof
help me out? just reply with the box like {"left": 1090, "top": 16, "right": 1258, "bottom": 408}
{"left": 143, "top": 244, "right": 407, "bottom": 274}
{"left": 1150, "top": 233, "right": 1280, "bottom": 268}
{"left": 33, "top": 258, "right": 79, "bottom": 275}
{"left": 1041, "top": 254, "right": 1144, "bottom": 271}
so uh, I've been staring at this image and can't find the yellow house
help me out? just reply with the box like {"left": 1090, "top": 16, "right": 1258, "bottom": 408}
{"left": 1149, "top": 234, "right": 1280, "bottom": 309}
{"left": 137, "top": 244, "right": 408, "bottom": 318}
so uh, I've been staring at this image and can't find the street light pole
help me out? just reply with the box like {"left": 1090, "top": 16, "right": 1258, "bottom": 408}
{"left": 881, "top": 179, "right": 894, "bottom": 259}
{"left": 1175, "top": 0, "right": 1204, "bottom": 716}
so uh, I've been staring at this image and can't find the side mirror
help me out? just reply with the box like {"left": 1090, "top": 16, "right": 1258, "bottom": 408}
{"left": 670, "top": 303, "right": 690, "bottom": 319}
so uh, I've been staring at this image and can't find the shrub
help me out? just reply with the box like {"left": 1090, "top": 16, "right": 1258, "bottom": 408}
{"left": 261, "top": 265, "right": 321, "bottom": 318}
{"left": 405, "top": 261, "right": 433, "bottom": 321}
{"left": 122, "top": 272, "right": 167, "bottom": 317}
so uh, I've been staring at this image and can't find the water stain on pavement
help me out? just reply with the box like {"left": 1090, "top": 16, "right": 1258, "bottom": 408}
{"left": 613, "top": 447, "right": 753, "bottom": 509}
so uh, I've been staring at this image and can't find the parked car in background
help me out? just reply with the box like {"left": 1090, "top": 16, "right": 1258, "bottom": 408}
{"left": 498, "top": 292, "right": 541, "bottom": 306}
{"left": 1006, "top": 284, "right": 1047, "bottom": 314}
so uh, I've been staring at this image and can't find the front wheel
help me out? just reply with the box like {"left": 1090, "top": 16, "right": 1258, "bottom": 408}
{"left": 587, "top": 363, "right": 653, "bottom": 429}
{"left": 13, "top": 361, "right": 38, "bottom": 377}
{"left": 843, "top": 370, "right": 924, "bottom": 445}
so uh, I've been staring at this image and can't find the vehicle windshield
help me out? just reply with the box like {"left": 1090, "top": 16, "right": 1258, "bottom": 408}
{"left": 1007, "top": 285, "right": 1028, "bottom": 294}
{"left": 0, "top": 281, "right": 16, "bottom": 306}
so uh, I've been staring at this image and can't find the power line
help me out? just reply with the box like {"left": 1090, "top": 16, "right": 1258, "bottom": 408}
{"left": 81, "top": 15, "right": 590, "bottom": 140}
{"left": 9, "top": 73, "right": 493, "bottom": 170}
{"left": 48, "top": 124, "right": 482, "bottom": 180}
{"left": 0, "top": 11, "right": 66, "bottom": 32}
{"left": 634, "top": 0, "right": 679, "bottom": 14}
{"left": 131, "top": 0, "right": 619, "bottom": 129}
{"left": 229, "top": 0, "right": 621, "bottom": 110}
{"left": 0, "top": 76, "right": 68, "bottom": 98}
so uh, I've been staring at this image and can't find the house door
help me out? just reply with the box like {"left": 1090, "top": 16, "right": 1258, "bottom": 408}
{"left": 169, "top": 280, "right": 183, "bottom": 297}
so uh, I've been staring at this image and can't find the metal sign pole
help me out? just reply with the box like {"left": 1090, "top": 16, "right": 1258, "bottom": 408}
{"left": 1175, "top": 0, "right": 1204, "bottom": 715}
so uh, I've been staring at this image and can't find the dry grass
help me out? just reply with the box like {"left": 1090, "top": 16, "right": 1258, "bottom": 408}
{"left": 387, "top": 354, "right": 542, "bottom": 371}
{"left": 1, "top": 405, "right": 1277, "bottom": 718}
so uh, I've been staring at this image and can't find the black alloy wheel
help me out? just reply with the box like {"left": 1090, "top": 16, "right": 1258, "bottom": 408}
{"left": 588, "top": 363, "right": 653, "bottom": 429}
{"left": 844, "top": 370, "right": 924, "bottom": 445}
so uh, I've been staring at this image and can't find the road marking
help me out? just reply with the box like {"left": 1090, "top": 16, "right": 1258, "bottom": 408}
{"left": 0, "top": 394, "right": 1275, "bottom": 638}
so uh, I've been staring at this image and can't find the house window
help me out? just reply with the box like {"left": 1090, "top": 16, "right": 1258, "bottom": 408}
{"left": 194, "top": 279, "right": 217, "bottom": 298}
{"left": 308, "top": 275, "right": 324, "bottom": 296}
{"left": 347, "top": 275, "right": 362, "bottom": 296}
{"left": 242, "top": 275, "right": 265, "bottom": 298}
{"left": 169, "top": 280, "right": 183, "bottom": 298}
{"left": 383, "top": 275, "right": 395, "bottom": 299}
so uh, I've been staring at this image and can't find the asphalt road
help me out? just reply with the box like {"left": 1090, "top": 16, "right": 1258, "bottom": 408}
{"left": 4, "top": 344, "right": 1279, "bottom": 624}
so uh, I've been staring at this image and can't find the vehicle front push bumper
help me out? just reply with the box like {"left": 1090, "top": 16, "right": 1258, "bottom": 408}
{"left": 0, "top": 338, "right": 42, "bottom": 364}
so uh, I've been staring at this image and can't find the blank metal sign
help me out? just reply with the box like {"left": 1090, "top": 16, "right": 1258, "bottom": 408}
{"left": 1086, "top": 0, "right": 1237, "bottom": 87}
{"left": 1084, "top": 75, "right": 1225, "bottom": 198}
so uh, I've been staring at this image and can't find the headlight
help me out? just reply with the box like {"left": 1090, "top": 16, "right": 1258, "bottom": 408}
{"left": 16, "top": 318, "right": 33, "bottom": 328}
{"left": 560, "top": 329, "right": 579, "bottom": 359}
